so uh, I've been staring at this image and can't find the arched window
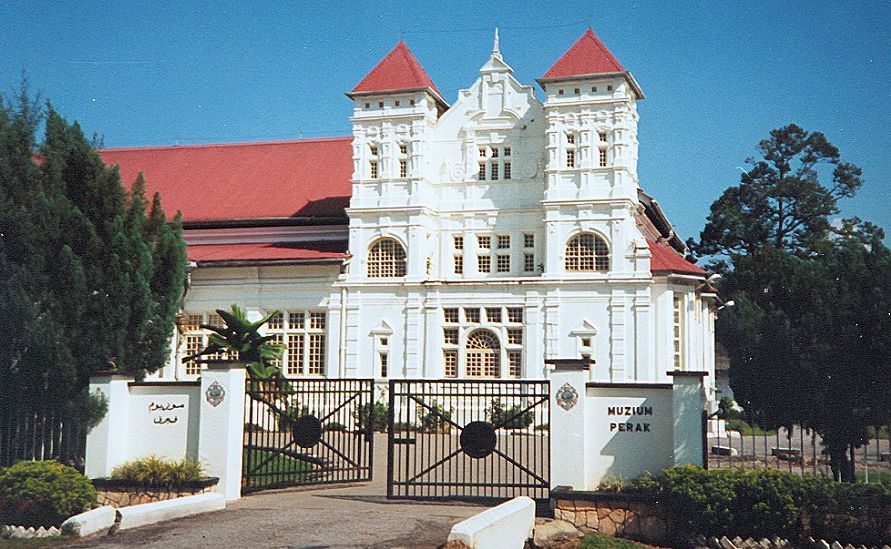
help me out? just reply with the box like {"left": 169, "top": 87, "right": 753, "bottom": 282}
{"left": 367, "top": 238, "right": 407, "bottom": 278}
{"left": 565, "top": 233, "right": 610, "bottom": 272}
{"left": 465, "top": 329, "right": 500, "bottom": 378}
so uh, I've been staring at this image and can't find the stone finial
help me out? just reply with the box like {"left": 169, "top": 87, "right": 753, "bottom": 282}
{"left": 493, "top": 27, "right": 500, "bottom": 57}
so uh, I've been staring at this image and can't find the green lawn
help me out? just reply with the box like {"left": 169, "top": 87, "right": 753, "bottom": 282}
{"left": 582, "top": 532, "right": 646, "bottom": 549}
{"left": 856, "top": 469, "right": 891, "bottom": 484}
{"left": 242, "top": 449, "right": 314, "bottom": 488}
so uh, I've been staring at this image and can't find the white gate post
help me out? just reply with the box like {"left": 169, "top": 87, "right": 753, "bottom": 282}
{"left": 198, "top": 363, "right": 246, "bottom": 501}
{"left": 546, "top": 359, "right": 592, "bottom": 490}
{"left": 669, "top": 371, "right": 708, "bottom": 467}
{"left": 85, "top": 372, "right": 135, "bottom": 479}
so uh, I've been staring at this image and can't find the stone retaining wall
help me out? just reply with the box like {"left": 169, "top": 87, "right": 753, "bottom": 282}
{"left": 552, "top": 490, "right": 669, "bottom": 543}
{"left": 92, "top": 478, "right": 219, "bottom": 508}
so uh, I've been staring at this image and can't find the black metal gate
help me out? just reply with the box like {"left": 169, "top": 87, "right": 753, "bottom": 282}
{"left": 242, "top": 378, "right": 374, "bottom": 493}
{"left": 387, "top": 379, "right": 550, "bottom": 506}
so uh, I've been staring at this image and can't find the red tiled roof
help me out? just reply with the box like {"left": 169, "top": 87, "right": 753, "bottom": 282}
{"left": 542, "top": 28, "right": 626, "bottom": 80}
{"left": 188, "top": 241, "right": 348, "bottom": 263}
{"left": 648, "top": 240, "right": 707, "bottom": 276}
{"left": 352, "top": 40, "right": 444, "bottom": 99}
{"left": 99, "top": 137, "right": 353, "bottom": 223}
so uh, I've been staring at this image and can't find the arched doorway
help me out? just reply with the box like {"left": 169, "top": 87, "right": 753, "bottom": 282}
{"left": 465, "top": 329, "right": 500, "bottom": 378}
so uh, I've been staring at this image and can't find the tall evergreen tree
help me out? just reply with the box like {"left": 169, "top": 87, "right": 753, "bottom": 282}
{"left": 0, "top": 87, "right": 186, "bottom": 421}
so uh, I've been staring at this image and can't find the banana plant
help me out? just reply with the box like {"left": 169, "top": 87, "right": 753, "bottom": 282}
{"left": 183, "top": 304, "right": 285, "bottom": 380}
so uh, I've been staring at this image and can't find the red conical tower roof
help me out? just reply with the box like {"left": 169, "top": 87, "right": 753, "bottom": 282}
{"left": 351, "top": 40, "right": 446, "bottom": 105}
{"left": 542, "top": 28, "right": 625, "bottom": 79}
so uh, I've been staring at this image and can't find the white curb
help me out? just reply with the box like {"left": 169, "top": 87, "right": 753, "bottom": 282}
{"left": 117, "top": 493, "right": 225, "bottom": 531}
{"left": 61, "top": 505, "right": 117, "bottom": 537}
{"left": 448, "top": 496, "right": 536, "bottom": 549}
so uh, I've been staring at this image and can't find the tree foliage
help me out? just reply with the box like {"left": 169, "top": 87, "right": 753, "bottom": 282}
{"left": 0, "top": 83, "right": 186, "bottom": 419}
{"left": 690, "top": 124, "right": 889, "bottom": 481}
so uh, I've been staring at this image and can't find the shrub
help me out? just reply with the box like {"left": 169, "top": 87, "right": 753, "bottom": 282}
{"left": 323, "top": 421, "right": 348, "bottom": 432}
{"left": 417, "top": 401, "right": 452, "bottom": 433}
{"left": 244, "top": 422, "right": 265, "bottom": 433}
{"left": 626, "top": 465, "right": 891, "bottom": 545}
{"left": 355, "top": 401, "right": 389, "bottom": 432}
{"left": 487, "top": 399, "right": 533, "bottom": 430}
{"left": 110, "top": 456, "right": 204, "bottom": 485}
{"left": 0, "top": 460, "right": 97, "bottom": 527}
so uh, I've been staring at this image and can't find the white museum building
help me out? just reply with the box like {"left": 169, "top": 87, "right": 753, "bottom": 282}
{"left": 100, "top": 29, "right": 718, "bottom": 402}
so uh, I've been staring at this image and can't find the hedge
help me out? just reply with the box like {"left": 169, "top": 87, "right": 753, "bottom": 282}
{"left": 629, "top": 466, "right": 890, "bottom": 545}
{"left": 0, "top": 461, "right": 97, "bottom": 527}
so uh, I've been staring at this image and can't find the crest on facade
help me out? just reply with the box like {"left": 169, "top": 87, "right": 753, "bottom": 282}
{"left": 556, "top": 383, "right": 579, "bottom": 411}
{"left": 205, "top": 381, "right": 225, "bottom": 407}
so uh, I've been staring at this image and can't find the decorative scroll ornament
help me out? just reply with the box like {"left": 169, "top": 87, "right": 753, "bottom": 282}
{"left": 556, "top": 383, "right": 579, "bottom": 411}
{"left": 205, "top": 381, "right": 225, "bottom": 407}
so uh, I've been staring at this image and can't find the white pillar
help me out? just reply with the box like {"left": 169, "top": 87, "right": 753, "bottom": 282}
{"left": 85, "top": 373, "right": 134, "bottom": 479}
{"left": 198, "top": 364, "right": 246, "bottom": 501}
{"left": 547, "top": 359, "right": 591, "bottom": 490}
{"left": 669, "top": 371, "right": 707, "bottom": 467}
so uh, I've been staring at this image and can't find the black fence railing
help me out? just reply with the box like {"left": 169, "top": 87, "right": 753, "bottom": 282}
{"left": 0, "top": 407, "right": 88, "bottom": 471}
{"left": 707, "top": 420, "right": 890, "bottom": 483}
{"left": 387, "top": 379, "right": 550, "bottom": 507}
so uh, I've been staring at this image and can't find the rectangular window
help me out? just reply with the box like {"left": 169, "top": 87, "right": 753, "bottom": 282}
{"left": 524, "top": 253, "right": 535, "bottom": 272}
{"left": 183, "top": 334, "right": 203, "bottom": 376}
{"left": 464, "top": 308, "right": 481, "bottom": 323}
{"left": 263, "top": 310, "right": 326, "bottom": 377}
{"left": 491, "top": 163, "right": 499, "bottom": 180}
{"left": 566, "top": 133, "right": 575, "bottom": 145}
{"left": 369, "top": 145, "right": 378, "bottom": 157}
{"left": 507, "top": 328, "right": 523, "bottom": 345}
{"left": 443, "top": 308, "right": 459, "bottom": 323}
{"left": 444, "top": 350, "right": 458, "bottom": 378}
{"left": 598, "top": 130, "right": 607, "bottom": 143}
{"left": 508, "top": 350, "right": 522, "bottom": 378}
{"left": 478, "top": 255, "right": 491, "bottom": 273}
{"left": 673, "top": 294, "right": 685, "bottom": 370}
{"left": 496, "top": 235, "right": 510, "bottom": 249}
{"left": 503, "top": 162, "right": 511, "bottom": 180}
{"left": 485, "top": 307, "right": 501, "bottom": 323}
{"left": 267, "top": 333, "right": 283, "bottom": 369}
{"left": 443, "top": 328, "right": 459, "bottom": 345}
{"left": 507, "top": 307, "right": 523, "bottom": 323}
{"left": 379, "top": 352, "right": 388, "bottom": 377}
{"left": 454, "top": 254, "right": 463, "bottom": 274}
{"left": 599, "top": 149, "right": 607, "bottom": 167}
{"left": 370, "top": 161, "right": 379, "bottom": 179}
{"left": 310, "top": 312, "right": 326, "bottom": 330}
{"left": 478, "top": 163, "right": 486, "bottom": 180}
{"left": 523, "top": 233, "right": 534, "bottom": 248}
{"left": 479, "top": 147, "right": 487, "bottom": 158}
{"left": 399, "top": 143, "right": 407, "bottom": 155}
{"left": 399, "top": 159, "right": 407, "bottom": 178}
{"left": 477, "top": 235, "right": 491, "bottom": 249}
{"left": 453, "top": 235, "right": 463, "bottom": 250}
{"left": 503, "top": 147, "right": 511, "bottom": 157}
{"left": 490, "top": 148, "right": 498, "bottom": 158}
{"left": 286, "top": 333, "right": 304, "bottom": 375}
{"left": 307, "top": 334, "right": 325, "bottom": 375}
{"left": 566, "top": 150, "right": 575, "bottom": 168}
{"left": 290, "top": 312, "right": 305, "bottom": 329}
{"left": 497, "top": 255, "right": 510, "bottom": 272}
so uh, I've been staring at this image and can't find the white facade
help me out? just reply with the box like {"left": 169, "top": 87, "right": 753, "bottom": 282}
{"left": 153, "top": 35, "right": 717, "bottom": 406}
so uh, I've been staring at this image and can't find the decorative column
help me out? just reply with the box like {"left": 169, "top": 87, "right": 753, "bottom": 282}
{"left": 85, "top": 372, "right": 135, "bottom": 479}
{"left": 668, "top": 371, "right": 708, "bottom": 467}
{"left": 198, "top": 363, "right": 246, "bottom": 501}
{"left": 547, "top": 358, "right": 592, "bottom": 490}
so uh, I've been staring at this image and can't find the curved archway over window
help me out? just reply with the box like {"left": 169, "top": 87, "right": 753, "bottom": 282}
{"left": 565, "top": 233, "right": 610, "bottom": 272}
{"left": 465, "top": 329, "right": 500, "bottom": 378}
{"left": 367, "top": 238, "right": 407, "bottom": 278}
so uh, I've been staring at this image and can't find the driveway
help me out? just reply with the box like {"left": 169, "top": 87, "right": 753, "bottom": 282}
{"left": 67, "top": 436, "right": 484, "bottom": 548}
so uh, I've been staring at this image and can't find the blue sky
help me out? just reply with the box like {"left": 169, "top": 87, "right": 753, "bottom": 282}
{"left": 2, "top": 1, "right": 889, "bottom": 243}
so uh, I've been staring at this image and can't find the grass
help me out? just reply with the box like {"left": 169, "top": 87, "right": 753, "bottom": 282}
{"left": 0, "top": 538, "right": 69, "bottom": 548}
{"left": 856, "top": 469, "right": 891, "bottom": 484}
{"left": 725, "top": 418, "right": 778, "bottom": 436}
{"left": 242, "top": 449, "right": 313, "bottom": 488}
{"left": 582, "top": 532, "right": 646, "bottom": 549}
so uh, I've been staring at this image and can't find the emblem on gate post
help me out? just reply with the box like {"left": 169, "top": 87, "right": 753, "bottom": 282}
{"left": 205, "top": 381, "right": 225, "bottom": 407}
{"left": 556, "top": 383, "right": 579, "bottom": 411}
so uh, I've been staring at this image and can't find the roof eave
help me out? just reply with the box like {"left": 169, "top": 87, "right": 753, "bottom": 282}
{"left": 536, "top": 71, "right": 644, "bottom": 99}
{"left": 182, "top": 216, "right": 350, "bottom": 230}
{"left": 193, "top": 257, "right": 348, "bottom": 268}
{"left": 345, "top": 86, "right": 450, "bottom": 110}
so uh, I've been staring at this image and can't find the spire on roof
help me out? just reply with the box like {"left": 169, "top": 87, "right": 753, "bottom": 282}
{"left": 349, "top": 40, "right": 446, "bottom": 105}
{"left": 480, "top": 28, "right": 512, "bottom": 74}
{"left": 541, "top": 28, "right": 625, "bottom": 79}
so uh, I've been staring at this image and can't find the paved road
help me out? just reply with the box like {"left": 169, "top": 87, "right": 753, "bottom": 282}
{"left": 67, "top": 435, "right": 484, "bottom": 549}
